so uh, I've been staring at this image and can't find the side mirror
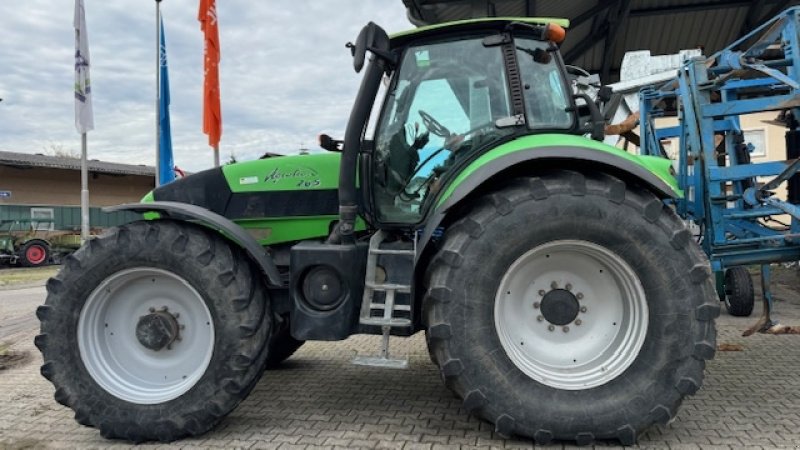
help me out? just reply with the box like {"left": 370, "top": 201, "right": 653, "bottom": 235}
{"left": 347, "top": 22, "right": 393, "bottom": 73}
{"left": 318, "top": 134, "right": 343, "bottom": 152}
{"left": 597, "top": 86, "right": 613, "bottom": 103}
{"left": 573, "top": 93, "right": 605, "bottom": 141}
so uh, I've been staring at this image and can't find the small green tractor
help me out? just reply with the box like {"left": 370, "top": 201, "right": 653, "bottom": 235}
{"left": 0, "top": 219, "right": 53, "bottom": 267}
{"left": 36, "top": 18, "right": 718, "bottom": 445}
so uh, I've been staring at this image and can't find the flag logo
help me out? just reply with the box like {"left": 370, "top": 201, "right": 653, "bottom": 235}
{"left": 74, "top": 0, "right": 94, "bottom": 133}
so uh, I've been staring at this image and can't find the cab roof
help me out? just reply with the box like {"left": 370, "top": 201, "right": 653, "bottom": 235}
{"left": 390, "top": 16, "right": 570, "bottom": 43}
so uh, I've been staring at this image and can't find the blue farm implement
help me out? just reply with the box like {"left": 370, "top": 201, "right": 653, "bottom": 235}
{"left": 637, "top": 7, "right": 800, "bottom": 334}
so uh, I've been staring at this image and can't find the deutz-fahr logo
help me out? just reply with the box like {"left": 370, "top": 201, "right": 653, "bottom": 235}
{"left": 265, "top": 166, "right": 321, "bottom": 188}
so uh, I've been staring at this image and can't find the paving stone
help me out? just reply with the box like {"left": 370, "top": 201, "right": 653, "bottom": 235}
{"left": 3, "top": 287, "right": 800, "bottom": 449}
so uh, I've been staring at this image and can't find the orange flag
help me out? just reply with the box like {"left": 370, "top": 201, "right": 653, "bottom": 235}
{"left": 198, "top": 0, "right": 221, "bottom": 147}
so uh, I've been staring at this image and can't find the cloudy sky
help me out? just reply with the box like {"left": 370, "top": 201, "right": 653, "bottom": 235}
{"left": 0, "top": 1, "right": 411, "bottom": 172}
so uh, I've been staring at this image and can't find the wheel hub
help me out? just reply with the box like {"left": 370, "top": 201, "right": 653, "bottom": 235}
{"left": 136, "top": 309, "right": 181, "bottom": 351}
{"left": 494, "top": 240, "right": 649, "bottom": 390}
{"left": 540, "top": 289, "right": 579, "bottom": 326}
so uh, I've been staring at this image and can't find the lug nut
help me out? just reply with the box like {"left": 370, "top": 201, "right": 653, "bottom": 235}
{"left": 575, "top": 319, "right": 582, "bottom": 326}
{"left": 537, "top": 315, "right": 544, "bottom": 322}
{"left": 550, "top": 281, "right": 558, "bottom": 289}
{"left": 565, "top": 283, "right": 572, "bottom": 291}
{"left": 548, "top": 325, "right": 555, "bottom": 332}
{"left": 538, "top": 290, "right": 546, "bottom": 296}
{"left": 534, "top": 302, "right": 540, "bottom": 309}
{"left": 580, "top": 306, "right": 588, "bottom": 313}
{"left": 576, "top": 293, "right": 584, "bottom": 300}
{"left": 562, "top": 326, "right": 569, "bottom": 333}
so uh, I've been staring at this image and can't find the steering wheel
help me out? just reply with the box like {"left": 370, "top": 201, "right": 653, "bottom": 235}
{"left": 418, "top": 110, "right": 451, "bottom": 138}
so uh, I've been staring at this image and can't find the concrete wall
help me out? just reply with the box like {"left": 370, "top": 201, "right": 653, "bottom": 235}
{"left": 0, "top": 166, "right": 153, "bottom": 207}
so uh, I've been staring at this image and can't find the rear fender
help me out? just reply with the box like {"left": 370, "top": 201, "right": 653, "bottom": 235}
{"left": 417, "top": 145, "right": 679, "bottom": 261}
{"left": 19, "top": 237, "right": 51, "bottom": 249}
{"left": 105, "top": 201, "right": 283, "bottom": 287}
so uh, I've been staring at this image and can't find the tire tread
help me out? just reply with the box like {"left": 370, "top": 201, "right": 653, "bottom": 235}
{"left": 423, "top": 170, "right": 717, "bottom": 445}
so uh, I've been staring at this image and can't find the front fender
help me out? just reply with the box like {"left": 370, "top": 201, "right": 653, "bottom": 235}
{"left": 105, "top": 201, "right": 283, "bottom": 287}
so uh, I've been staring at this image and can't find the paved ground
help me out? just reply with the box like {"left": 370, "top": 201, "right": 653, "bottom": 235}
{"left": 1, "top": 272, "right": 800, "bottom": 449}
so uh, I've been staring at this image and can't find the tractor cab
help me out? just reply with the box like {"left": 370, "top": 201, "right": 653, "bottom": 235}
{"left": 357, "top": 19, "right": 579, "bottom": 225}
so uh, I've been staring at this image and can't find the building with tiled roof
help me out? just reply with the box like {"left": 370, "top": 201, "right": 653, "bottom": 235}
{"left": 0, "top": 151, "right": 154, "bottom": 230}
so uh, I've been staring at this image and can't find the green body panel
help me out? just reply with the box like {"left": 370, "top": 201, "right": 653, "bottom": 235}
{"left": 222, "top": 153, "right": 365, "bottom": 244}
{"left": 238, "top": 215, "right": 368, "bottom": 246}
{"left": 437, "top": 134, "right": 680, "bottom": 207}
{"left": 141, "top": 153, "right": 366, "bottom": 245}
{"left": 222, "top": 153, "right": 342, "bottom": 193}
{"left": 390, "top": 17, "right": 571, "bottom": 40}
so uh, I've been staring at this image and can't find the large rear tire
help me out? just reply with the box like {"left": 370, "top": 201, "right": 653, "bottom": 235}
{"left": 423, "top": 171, "right": 719, "bottom": 445}
{"left": 36, "top": 220, "right": 273, "bottom": 442}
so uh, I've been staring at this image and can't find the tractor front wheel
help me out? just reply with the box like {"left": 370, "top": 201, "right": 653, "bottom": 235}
{"left": 36, "top": 220, "right": 273, "bottom": 442}
{"left": 424, "top": 171, "right": 719, "bottom": 445}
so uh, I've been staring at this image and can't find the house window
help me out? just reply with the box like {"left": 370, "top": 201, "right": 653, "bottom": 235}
{"left": 30, "top": 207, "right": 55, "bottom": 231}
{"left": 744, "top": 129, "right": 767, "bottom": 158}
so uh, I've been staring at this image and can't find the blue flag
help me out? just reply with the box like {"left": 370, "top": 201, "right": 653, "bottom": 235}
{"left": 159, "top": 17, "right": 175, "bottom": 184}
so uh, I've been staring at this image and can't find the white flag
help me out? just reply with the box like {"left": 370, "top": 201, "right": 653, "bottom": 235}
{"left": 74, "top": 0, "right": 94, "bottom": 133}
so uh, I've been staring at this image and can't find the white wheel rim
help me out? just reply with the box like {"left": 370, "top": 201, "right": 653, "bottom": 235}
{"left": 494, "top": 240, "right": 648, "bottom": 390}
{"left": 78, "top": 268, "right": 215, "bottom": 404}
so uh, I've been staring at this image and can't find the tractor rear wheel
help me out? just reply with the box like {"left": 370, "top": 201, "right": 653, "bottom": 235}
{"left": 20, "top": 240, "right": 50, "bottom": 267}
{"left": 36, "top": 220, "right": 273, "bottom": 442}
{"left": 722, "top": 266, "right": 754, "bottom": 317}
{"left": 423, "top": 171, "right": 718, "bottom": 445}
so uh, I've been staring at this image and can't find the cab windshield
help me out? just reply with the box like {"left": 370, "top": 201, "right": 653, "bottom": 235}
{"left": 373, "top": 36, "right": 512, "bottom": 223}
{"left": 372, "top": 33, "right": 572, "bottom": 223}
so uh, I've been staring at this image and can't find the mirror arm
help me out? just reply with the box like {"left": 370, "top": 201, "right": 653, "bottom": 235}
{"left": 573, "top": 93, "right": 605, "bottom": 141}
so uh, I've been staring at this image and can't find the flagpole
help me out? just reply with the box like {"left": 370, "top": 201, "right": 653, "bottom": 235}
{"left": 75, "top": 0, "right": 93, "bottom": 244}
{"left": 214, "top": 145, "right": 219, "bottom": 166}
{"left": 80, "top": 133, "right": 89, "bottom": 241}
{"left": 155, "top": 0, "right": 162, "bottom": 187}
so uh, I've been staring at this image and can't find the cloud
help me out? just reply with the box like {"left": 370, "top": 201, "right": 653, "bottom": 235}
{"left": 0, "top": 0, "right": 411, "bottom": 171}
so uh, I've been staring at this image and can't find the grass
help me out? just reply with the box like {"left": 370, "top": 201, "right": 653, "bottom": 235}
{"left": 0, "top": 266, "right": 59, "bottom": 288}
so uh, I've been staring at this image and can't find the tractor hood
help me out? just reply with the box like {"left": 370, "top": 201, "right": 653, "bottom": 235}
{"left": 147, "top": 153, "right": 342, "bottom": 221}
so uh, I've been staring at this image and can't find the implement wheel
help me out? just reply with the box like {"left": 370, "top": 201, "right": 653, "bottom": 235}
{"left": 36, "top": 220, "right": 273, "bottom": 442}
{"left": 423, "top": 171, "right": 719, "bottom": 445}
{"left": 722, "top": 266, "right": 754, "bottom": 317}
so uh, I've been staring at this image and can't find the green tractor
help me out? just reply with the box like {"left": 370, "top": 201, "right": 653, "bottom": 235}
{"left": 36, "top": 18, "right": 718, "bottom": 445}
{"left": 0, "top": 219, "right": 52, "bottom": 267}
